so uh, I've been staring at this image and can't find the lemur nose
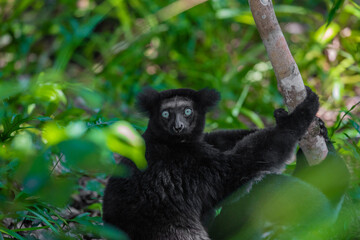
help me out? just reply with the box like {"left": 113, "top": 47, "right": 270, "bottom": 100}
{"left": 173, "top": 123, "right": 184, "bottom": 133}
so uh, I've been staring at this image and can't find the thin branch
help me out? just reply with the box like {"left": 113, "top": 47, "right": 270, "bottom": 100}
{"left": 249, "top": 0, "right": 328, "bottom": 165}
{"left": 50, "top": 153, "right": 64, "bottom": 176}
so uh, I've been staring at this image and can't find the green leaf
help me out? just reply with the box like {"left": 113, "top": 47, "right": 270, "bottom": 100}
{"left": 106, "top": 121, "right": 147, "bottom": 170}
{"left": 110, "top": 0, "right": 133, "bottom": 38}
{"left": 22, "top": 155, "right": 51, "bottom": 195}
{"left": 37, "top": 177, "right": 77, "bottom": 207}
{"left": 27, "top": 208, "right": 59, "bottom": 234}
{"left": 66, "top": 121, "right": 87, "bottom": 138}
{"left": 42, "top": 122, "right": 68, "bottom": 145}
{"left": 76, "top": 88, "right": 104, "bottom": 109}
{"left": 79, "top": 224, "right": 129, "bottom": 240}
{"left": 232, "top": 85, "right": 250, "bottom": 117}
{"left": 34, "top": 83, "right": 67, "bottom": 105}
{"left": 349, "top": 119, "right": 360, "bottom": 134}
{"left": 314, "top": 22, "right": 340, "bottom": 45}
{"left": 327, "top": 0, "right": 345, "bottom": 27}
{"left": 274, "top": 5, "right": 309, "bottom": 15}
{"left": 330, "top": 101, "right": 360, "bottom": 138}
{"left": 85, "top": 179, "right": 103, "bottom": 192}
{"left": 11, "top": 131, "right": 34, "bottom": 155}
{"left": 55, "top": 15, "right": 105, "bottom": 70}
{"left": 0, "top": 114, "right": 29, "bottom": 142}
{"left": 58, "top": 139, "right": 101, "bottom": 169}
{"left": 86, "top": 202, "right": 102, "bottom": 211}
{"left": 12, "top": 226, "right": 49, "bottom": 232}
{"left": 0, "top": 227, "right": 26, "bottom": 240}
{"left": 0, "top": 82, "right": 26, "bottom": 100}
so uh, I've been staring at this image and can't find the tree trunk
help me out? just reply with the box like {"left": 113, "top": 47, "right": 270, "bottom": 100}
{"left": 249, "top": 0, "right": 328, "bottom": 165}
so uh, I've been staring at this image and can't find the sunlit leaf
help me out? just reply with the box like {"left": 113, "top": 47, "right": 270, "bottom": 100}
{"left": 274, "top": 5, "right": 308, "bottom": 15}
{"left": 66, "top": 121, "right": 87, "bottom": 138}
{"left": 110, "top": 0, "right": 132, "bottom": 38}
{"left": 108, "top": 121, "right": 144, "bottom": 147}
{"left": 34, "top": 83, "right": 67, "bottom": 104}
{"left": 42, "top": 122, "right": 67, "bottom": 145}
{"left": 314, "top": 23, "right": 341, "bottom": 45}
{"left": 11, "top": 131, "right": 34, "bottom": 155}
{"left": 234, "top": 14, "right": 255, "bottom": 25}
{"left": 232, "top": 85, "right": 250, "bottom": 117}
{"left": 106, "top": 134, "right": 147, "bottom": 170}
{"left": 105, "top": 121, "right": 147, "bottom": 170}
{"left": 215, "top": 8, "right": 248, "bottom": 19}
{"left": 87, "top": 202, "right": 102, "bottom": 211}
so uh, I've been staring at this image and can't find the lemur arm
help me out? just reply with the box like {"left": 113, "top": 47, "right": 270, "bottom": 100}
{"left": 203, "top": 129, "right": 258, "bottom": 151}
{"left": 223, "top": 87, "right": 319, "bottom": 187}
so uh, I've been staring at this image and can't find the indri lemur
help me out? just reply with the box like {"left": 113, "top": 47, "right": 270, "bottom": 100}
{"left": 103, "top": 87, "right": 321, "bottom": 239}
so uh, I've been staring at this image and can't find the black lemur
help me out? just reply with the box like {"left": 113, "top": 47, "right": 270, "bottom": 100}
{"left": 103, "top": 87, "right": 320, "bottom": 240}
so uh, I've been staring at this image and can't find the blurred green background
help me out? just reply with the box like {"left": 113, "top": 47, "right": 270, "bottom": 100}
{"left": 0, "top": 0, "right": 359, "bottom": 239}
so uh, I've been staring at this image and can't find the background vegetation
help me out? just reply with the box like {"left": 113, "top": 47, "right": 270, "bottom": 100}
{"left": 0, "top": 0, "right": 359, "bottom": 239}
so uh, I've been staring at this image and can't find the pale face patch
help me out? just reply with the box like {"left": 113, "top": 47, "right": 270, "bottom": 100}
{"left": 159, "top": 97, "right": 196, "bottom": 136}
{"left": 160, "top": 97, "right": 193, "bottom": 111}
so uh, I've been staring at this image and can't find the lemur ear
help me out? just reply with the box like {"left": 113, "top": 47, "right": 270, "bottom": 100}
{"left": 136, "top": 87, "right": 160, "bottom": 116}
{"left": 196, "top": 88, "right": 221, "bottom": 111}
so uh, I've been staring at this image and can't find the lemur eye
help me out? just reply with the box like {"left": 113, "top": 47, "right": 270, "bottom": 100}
{"left": 162, "top": 110, "right": 169, "bottom": 118}
{"left": 184, "top": 108, "right": 192, "bottom": 116}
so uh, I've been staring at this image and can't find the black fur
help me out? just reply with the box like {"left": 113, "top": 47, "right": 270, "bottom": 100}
{"left": 208, "top": 118, "right": 349, "bottom": 240}
{"left": 136, "top": 88, "right": 220, "bottom": 117}
{"left": 103, "top": 87, "right": 319, "bottom": 240}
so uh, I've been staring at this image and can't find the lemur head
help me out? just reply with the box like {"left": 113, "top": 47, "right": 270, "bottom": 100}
{"left": 137, "top": 88, "right": 220, "bottom": 142}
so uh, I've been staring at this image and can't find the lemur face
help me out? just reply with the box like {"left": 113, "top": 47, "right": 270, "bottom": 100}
{"left": 159, "top": 97, "right": 197, "bottom": 135}
{"left": 136, "top": 88, "right": 220, "bottom": 141}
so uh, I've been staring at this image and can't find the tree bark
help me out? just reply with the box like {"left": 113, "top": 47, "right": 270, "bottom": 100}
{"left": 249, "top": 0, "right": 328, "bottom": 165}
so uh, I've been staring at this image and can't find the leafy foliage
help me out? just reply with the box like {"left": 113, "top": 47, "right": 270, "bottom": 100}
{"left": 0, "top": 0, "right": 359, "bottom": 239}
